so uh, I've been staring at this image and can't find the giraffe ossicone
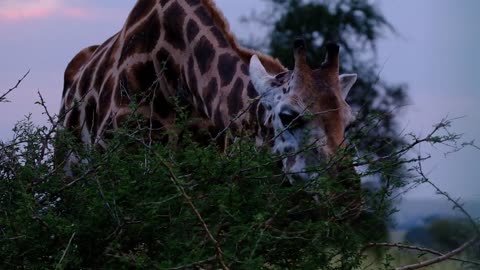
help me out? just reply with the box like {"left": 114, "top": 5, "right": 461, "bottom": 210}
{"left": 58, "top": 0, "right": 358, "bottom": 186}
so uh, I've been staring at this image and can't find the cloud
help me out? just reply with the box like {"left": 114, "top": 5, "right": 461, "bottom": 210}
{"left": 0, "top": 0, "right": 93, "bottom": 22}
{"left": 62, "top": 7, "right": 92, "bottom": 19}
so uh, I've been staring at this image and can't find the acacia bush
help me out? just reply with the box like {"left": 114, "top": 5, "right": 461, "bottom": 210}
{"left": 0, "top": 87, "right": 478, "bottom": 269}
{"left": 0, "top": 111, "right": 366, "bottom": 269}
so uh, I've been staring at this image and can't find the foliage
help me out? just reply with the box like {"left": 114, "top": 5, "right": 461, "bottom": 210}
{"left": 0, "top": 94, "right": 476, "bottom": 269}
{"left": 0, "top": 113, "right": 363, "bottom": 269}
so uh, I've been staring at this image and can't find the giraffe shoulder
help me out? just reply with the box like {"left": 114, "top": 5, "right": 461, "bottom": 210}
{"left": 63, "top": 45, "right": 100, "bottom": 90}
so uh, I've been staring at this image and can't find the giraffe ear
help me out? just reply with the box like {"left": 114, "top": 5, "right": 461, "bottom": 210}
{"left": 249, "top": 55, "right": 278, "bottom": 107}
{"left": 339, "top": 73, "right": 357, "bottom": 99}
{"left": 249, "top": 55, "right": 275, "bottom": 95}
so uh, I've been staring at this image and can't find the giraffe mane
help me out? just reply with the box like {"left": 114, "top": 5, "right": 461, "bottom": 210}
{"left": 201, "top": 0, "right": 287, "bottom": 74}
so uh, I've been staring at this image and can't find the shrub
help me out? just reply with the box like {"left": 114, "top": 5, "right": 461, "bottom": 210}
{"left": 0, "top": 86, "right": 478, "bottom": 269}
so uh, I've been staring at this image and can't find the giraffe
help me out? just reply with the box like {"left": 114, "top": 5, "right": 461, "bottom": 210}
{"left": 59, "top": 0, "right": 358, "bottom": 185}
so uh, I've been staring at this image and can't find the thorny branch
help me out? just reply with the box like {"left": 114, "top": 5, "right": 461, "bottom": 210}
{"left": 352, "top": 117, "right": 460, "bottom": 167}
{"left": 0, "top": 70, "right": 30, "bottom": 103}
{"left": 35, "top": 91, "right": 58, "bottom": 167}
{"left": 415, "top": 160, "right": 480, "bottom": 236}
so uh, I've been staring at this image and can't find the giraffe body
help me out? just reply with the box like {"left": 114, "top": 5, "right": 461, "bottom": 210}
{"left": 60, "top": 0, "right": 358, "bottom": 183}
{"left": 61, "top": 0, "right": 282, "bottom": 149}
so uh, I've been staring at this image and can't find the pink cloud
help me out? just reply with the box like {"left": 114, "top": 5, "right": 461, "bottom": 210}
{"left": 0, "top": 2, "right": 94, "bottom": 22}
{"left": 62, "top": 7, "right": 93, "bottom": 19}
{"left": 0, "top": 6, "right": 53, "bottom": 21}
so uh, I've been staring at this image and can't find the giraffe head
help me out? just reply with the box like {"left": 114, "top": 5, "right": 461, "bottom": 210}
{"left": 249, "top": 40, "right": 357, "bottom": 184}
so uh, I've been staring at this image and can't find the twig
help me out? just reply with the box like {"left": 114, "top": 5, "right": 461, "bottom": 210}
{"left": 56, "top": 232, "right": 76, "bottom": 270}
{"left": 36, "top": 91, "right": 55, "bottom": 124}
{"left": 416, "top": 161, "right": 480, "bottom": 236}
{"left": 353, "top": 117, "right": 455, "bottom": 167}
{"left": 35, "top": 91, "right": 58, "bottom": 167}
{"left": 0, "top": 70, "right": 30, "bottom": 102}
{"left": 159, "top": 156, "right": 230, "bottom": 270}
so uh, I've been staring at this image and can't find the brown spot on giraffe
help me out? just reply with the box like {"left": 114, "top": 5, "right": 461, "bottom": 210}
{"left": 156, "top": 48, "right": 181, "bottom": 90}
{"left": 240, "top": 63, "right": 249, "bottom": 76}
{"left": 194, "top": 6, "right": 214, "bottom": 26}
{"left": 94, "top": 39, "right": 119, "bottom": 91}
{"left": 163, "top": 2, "right": 187, "bottom": 51}
{"left": 186, "top": 19, "right": 200, "bottom": 42}
{"left": 203, "top": 78, "right": 218, "bottom": 117}
{"left": 98, "top": 76, "right": 114, "bottom": 122}
{"left": 84, "top": 97, "right": 98, "bottom": 143}
{"left": 217, "top": 53, "right": 239, "bottom": 86}
{"left": 159, "top": 0, "right": 169, "bottom": 7}
{"left": 228, "top": 78, "right": 244, "bottom": 116}
{"left": 65, "top": 81, "right": 78, "bottom": 107}
{"left": 186, "top": 56, "right": 199, "bottom": 103}
{"left": 185, "top": 0, "right": 201, "bottom": 6}
{"left": 194, "top": 36, "right": 216, "bottom": 75}
{"left": 78, "top": 54, "right": 102, "bottom": 96}
{"left": 211, "top": 26, "right": 229, "bottom": 48}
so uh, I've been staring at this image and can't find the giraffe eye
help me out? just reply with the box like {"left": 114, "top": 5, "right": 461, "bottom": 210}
{"left": 279, "top": 111, "right": 304, "bottom": 128}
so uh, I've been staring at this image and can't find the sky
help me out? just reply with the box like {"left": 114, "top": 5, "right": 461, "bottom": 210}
{"left": 0, "top": 0, "right": 478, "bottom": 205}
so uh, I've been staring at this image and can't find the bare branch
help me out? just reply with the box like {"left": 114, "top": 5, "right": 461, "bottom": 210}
{"left": 36, "top": 91, "right": 55, "bottom": 125}
{"left": 0, "top": 70, "right": 30, "bottom": 103}
{"left": 416, "top": 161, "right": 480, "bottom": 236}
{"left": 35, "top": 91, "right": 58, "bottom": 167}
